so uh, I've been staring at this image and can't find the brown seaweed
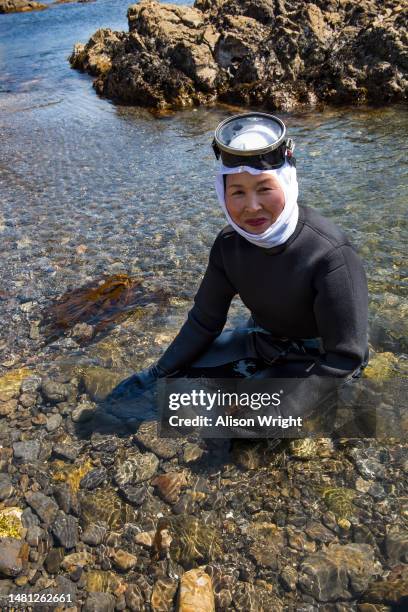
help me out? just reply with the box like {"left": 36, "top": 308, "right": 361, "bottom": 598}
{"left": 40, "top": 274, "right": 170, "bottom": 342}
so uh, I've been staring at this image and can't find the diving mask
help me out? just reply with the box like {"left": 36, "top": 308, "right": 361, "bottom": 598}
{"left": 212, "top": 112, "right": 295, "bottom": 169}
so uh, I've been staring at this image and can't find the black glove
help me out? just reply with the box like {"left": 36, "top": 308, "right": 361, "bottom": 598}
{"left": 107, "top": 364, "right": 167, "bottom": 402}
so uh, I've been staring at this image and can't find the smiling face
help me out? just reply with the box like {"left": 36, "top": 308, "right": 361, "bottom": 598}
{"left": 225, "top": 172, "right": 285, "bottom": 234}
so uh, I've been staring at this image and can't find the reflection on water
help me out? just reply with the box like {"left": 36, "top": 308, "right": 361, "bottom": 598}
{"left": 0, "top": 1, "right": 407, "bottom": 371}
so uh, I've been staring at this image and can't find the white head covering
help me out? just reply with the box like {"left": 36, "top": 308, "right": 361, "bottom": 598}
{"left": 215, "top": 159, "right": 299, "bottom": 248}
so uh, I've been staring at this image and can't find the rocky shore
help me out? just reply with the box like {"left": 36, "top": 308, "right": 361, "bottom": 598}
{"left": 0, "top": 270, "right": 407, "bottom": 610}
{"left": 69, "top": 0, "right": 408, "bottom": 111}
{"left": 0, "top": 0, "right": 94, "bottom": 13}
{"left": 0, "top": 0, "right": 46, "bottom": 13}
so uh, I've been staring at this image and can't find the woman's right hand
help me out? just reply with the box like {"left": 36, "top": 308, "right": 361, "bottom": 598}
{"left": 106, "top": 364, "right": 165, "bottom": 402}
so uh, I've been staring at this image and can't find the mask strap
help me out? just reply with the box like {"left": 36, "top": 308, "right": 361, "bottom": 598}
{"left": 212, "top": 139, "right": 221, "bottom": 160}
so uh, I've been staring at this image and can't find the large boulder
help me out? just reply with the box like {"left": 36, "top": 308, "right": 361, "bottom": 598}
{"left": 298, "top": 543, "right": 379, "bottom": 602}
{"left": 69, "top": 0, "right": 408, "bottom": 110}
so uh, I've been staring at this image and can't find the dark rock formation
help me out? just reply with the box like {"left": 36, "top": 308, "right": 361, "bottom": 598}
{"left": 69, "top": 0, "right": 408, "bottom": 110}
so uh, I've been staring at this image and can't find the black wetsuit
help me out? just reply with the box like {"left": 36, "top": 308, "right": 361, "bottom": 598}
{"left": 158, "top": 205, "right": 369, "bottom": 381}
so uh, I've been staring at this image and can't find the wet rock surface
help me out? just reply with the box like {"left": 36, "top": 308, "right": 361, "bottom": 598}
{"left": 80, "top": 467, "right": 107, "bottom": 490}
{"left": 51, "top": 511, "right": 79, "bottom": 549}
{"left": 83, "top": 591, "right": 116, "bottom": 612}
{"left": 12, "top": 440, "right": 40, "bottom": 463}
{"left": 298, "top": 543, "right": 379, "bottom": 601}
{"left": 0, "top": 538, "right": 27, "bottom": 577}
{"left": 0, "top": 353, "right": 407, "bottom": 608}
{"left": 25, "top": 491, "right": 59, "bottom": 525}
{"left": 70, "top": 0, "right": 408, "bottom": 110}
{"left": 0, "top": 474, "right": 14, "bottom": 501}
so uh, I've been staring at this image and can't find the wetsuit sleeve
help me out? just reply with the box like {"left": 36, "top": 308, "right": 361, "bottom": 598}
{"left": 312, "top": 244, "right": 369, "bottom": 377}
{"left": 157, "top": 233, "right": 237, "bottom": 374}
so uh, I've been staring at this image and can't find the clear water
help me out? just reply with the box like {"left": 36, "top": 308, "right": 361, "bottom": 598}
{"left": 0, "top": 1, "right": 407, "bottom": 370}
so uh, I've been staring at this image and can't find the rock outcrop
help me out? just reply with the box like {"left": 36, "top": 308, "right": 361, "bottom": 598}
{"left": 0, "top": 0, "right": 46, "bottom": 12}
{"left": 0, "top": 0, "right": 92, "bottom": 12}
{"left": 69, "top": 0, "right": 408, "bottom": 110}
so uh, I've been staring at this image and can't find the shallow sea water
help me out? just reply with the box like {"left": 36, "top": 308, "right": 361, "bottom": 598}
{"left": 0, "top": 6, "right": 408, "bottom": 608}
{"left": 0, "top": 0, "right": 407, "bottom": 370}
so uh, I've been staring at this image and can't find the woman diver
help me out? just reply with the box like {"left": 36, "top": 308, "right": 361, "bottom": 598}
{"left": 109, "top": 112, "right": 369, "bottom": 428}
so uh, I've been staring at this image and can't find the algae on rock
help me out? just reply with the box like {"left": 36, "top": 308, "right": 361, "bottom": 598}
{"left": 0, "top": 507, "right": 24, "bottom": 539}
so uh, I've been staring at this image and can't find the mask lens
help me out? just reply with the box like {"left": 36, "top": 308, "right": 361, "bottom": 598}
{"left": 217, "top": 113, "right": 285, "bottom": 154}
